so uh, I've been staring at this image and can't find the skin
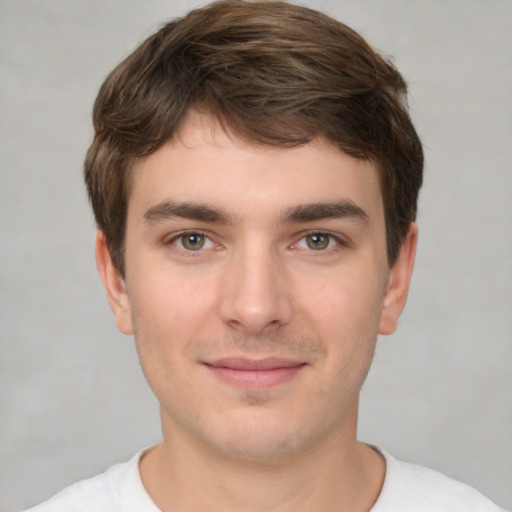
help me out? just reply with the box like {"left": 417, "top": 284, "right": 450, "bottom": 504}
{"left": 96, "top": 114, "right": 417, "bottom": 511}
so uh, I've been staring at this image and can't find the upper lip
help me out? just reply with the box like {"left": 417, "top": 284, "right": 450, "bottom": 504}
{"left": 204, "top": 357, "right": 306, "bottom": 371}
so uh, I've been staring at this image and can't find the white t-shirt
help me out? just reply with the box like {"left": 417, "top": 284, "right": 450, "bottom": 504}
{"left": 24, "top": 448, "right": 506, "bottom": 512}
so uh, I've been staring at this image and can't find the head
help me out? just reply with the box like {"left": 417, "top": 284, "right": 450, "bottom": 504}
{"left": 90, "top": 0, "right": 423, "bottom": 461}
{"left": 84, "top": 0, "right": 423, "bottom": 278}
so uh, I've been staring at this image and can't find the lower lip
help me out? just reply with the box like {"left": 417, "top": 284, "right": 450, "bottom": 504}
{"left": 206, "top": 365, "right": 306, "bottom": 390}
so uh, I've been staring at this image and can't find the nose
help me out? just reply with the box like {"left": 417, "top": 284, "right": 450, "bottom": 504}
{"left": 219, "top": 243, "right": 293, "bottom": 335}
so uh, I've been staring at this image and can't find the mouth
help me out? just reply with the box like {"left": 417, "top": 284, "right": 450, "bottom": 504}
{"left": 203, "top": 357, "right": 307, "bottom": 390}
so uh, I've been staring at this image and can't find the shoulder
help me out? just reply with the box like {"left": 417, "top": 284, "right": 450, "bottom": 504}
{"left": 372, "top": 448, "right": 507, "bottom": 512}
{"left": 23, "top": 450, "right": 159, "bottom": 512}
{"left": 23, "top": 464, "right": 124, "bottom": 512}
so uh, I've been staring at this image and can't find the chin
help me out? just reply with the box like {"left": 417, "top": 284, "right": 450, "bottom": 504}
{"left": 202, "top": 407, "right": 325, "bottom": 462}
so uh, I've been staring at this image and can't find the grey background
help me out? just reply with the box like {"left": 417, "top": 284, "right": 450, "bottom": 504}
{"left": 1, "top": 0, "right": 511, "bottom": 510}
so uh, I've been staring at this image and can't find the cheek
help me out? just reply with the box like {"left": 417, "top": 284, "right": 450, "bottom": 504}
{"left": 131, "top": 270, "right": 216, "bottom": 331}
{"left": 294, "top": 266, "right": 385, "bottom": 375}
{"left": 297, "top": 267, "right": 386, "bottom": 334}
{"left": 129, "top": 276, "right": 207, "bottom": 402}
{"left": 127, "top": 276, "right": 215, "bottom": 390}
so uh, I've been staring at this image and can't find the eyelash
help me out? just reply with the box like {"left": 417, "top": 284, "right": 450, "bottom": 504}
{"left": 166, "top": 230, "right": 217, "bottom": 254}
{"left": 293, "top": 231, "right": 346, "bottom": 253}
{"left": 165, "top": 229, "right": 346, "bottom": 255}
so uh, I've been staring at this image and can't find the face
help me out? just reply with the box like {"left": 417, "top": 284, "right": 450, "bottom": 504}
{"left": 97, "top": 115, "right": 416, "bottom": 461}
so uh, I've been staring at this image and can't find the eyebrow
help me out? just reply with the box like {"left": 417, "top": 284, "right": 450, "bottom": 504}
{"left": 143, "top": 200, "right": 369, "bottom": 226}
{"left": 144, "top": 201, "right": 232, "bottom": 224}
{"left": 280, "top": 201, "right": 370, "bottom": 224}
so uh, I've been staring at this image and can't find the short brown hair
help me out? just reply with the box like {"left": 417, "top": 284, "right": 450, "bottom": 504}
{"left": 84, "top": 0, "right": 423, "bottom": 276}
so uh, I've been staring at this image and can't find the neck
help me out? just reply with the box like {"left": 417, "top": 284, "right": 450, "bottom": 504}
{"left": 139, "top": 405, "right": 385, "bottom": 512}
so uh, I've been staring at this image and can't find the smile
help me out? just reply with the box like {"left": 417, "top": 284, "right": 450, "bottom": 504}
{"left": 204, "top": 357, "right": 307, "bottom": 390}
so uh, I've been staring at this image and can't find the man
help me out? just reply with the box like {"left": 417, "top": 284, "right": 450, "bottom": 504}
{"left": 25, "top": 1, "right": 505, "bottom": 510}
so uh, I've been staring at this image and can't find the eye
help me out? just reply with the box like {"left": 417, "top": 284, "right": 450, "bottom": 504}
{"left": 172, "top": 232, "right": 215, "bottom": 251}
{"left": 296, "top": 232, "right": 340, "bottom": 251}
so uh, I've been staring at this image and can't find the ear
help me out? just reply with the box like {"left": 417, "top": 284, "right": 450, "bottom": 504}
{"left": 379, "top": 223, "right": 418, "bottom": 335}
{"left": 95, "top": 231, "right": 134, "bottom": 335}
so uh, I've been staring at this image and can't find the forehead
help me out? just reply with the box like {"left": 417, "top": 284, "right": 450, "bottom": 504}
{"left": 128, "top": 114, "right": 384, "bottom": 222}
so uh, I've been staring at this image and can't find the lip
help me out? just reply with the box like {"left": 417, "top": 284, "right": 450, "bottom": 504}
{"left": 204, "top": 357, "right": 307, "bottom": 389}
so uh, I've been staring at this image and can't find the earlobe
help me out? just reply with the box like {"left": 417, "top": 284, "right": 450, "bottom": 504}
{"left": 95, "top": 232, "right": 134, "bottom": 335}
{"left": 378, "top": 223, "right": 418, "bottom": 335}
